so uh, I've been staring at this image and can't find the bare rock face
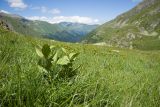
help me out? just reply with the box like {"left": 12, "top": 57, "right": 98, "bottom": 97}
{"left": 114, "top": 19, "right": 129, "bottom": 28}
{"left": 0, "top": 20, "right": 12, "bottom": 31}
{"left": 127, "top": 33, "right": 136, "bottom": 40}
{"left": 117, "top": 0, "right": 158, "bottom": 20}
{"left": 137, "top": 0, "right": 157, "bottom": 10}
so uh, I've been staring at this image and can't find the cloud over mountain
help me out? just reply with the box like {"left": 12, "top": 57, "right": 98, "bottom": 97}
{"left": 6, "top": 0, "right": 27, "bottom": 9}
{"left": 26, "top": 16, "right": 99, "bottom": 24}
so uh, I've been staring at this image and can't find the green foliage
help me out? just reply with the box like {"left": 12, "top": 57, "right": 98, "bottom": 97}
{"left": 35, "top": 44, "right": 79, "bottom": 82}
{"left": 0, "top": 28, "right": 160, "bottom": 106}
{"left": 133, "top": 36, "right": 160, "bottom": 50}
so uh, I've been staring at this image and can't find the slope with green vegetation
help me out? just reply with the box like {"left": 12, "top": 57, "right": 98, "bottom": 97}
{"left": 0, "top": 12, "right": 39, "bottom": 36}
{"left": 0, "top": 27, "right": 160, "bottom": 106}
{"left": 43, "top": 22, "right": 98, "bottom": 42}
{"left": 84, "top": 0, "right": 160, "bottom": 50}
{"left": 0, "top": 12, "right": 98, "bottom": 42}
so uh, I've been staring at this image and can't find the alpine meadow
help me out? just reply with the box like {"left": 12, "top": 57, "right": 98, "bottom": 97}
{"left": 0, "top": 0, "right": 160, "bottom": 107}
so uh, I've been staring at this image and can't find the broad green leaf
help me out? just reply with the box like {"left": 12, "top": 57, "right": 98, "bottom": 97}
{"left": 42, "top": 44, "right": 51, "bottom": 58}
{"left": 38, "top": 65, "right": 48, "bottom": 74}
{"left": 50, "top": 45, "right": 55, "bottom": 49}
{"left": 35, "top": 46, "right": 43, "bottom": 58}
{"left": 62, "top": 47, "right": 67, "bottom": 54}
{"left": 69, "top": 53, "right": 79, "bottom": 60}
{"left": 53, "top": 51, "right": 58, "bottom": 62}
{"left": 57, "top": 56, "right": 70, "bottom": 65}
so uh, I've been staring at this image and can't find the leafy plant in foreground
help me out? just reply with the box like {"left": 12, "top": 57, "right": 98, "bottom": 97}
{"left": 35, "top": 44, "right": 79, "bottom": 83}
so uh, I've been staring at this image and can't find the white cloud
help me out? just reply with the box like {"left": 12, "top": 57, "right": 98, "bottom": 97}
{"left": 26, "top": 16, "right": 99, "bottom": 24}
{"left": 6, "top": 0, "right": 27, "bottom": 9}
{"left": 26, "top": 16, "right": 48, "bottom": 21}
{"left": 50, "top": 16, "right": 99, "bottom": 24}
{"left": 0, "top": 9, "right": 10, "bottom": 14}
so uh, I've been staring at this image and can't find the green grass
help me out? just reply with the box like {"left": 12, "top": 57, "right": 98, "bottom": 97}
{"left": 0, "top": 28, "right": 160, "bottom": 107}
{"left": 133, "top": 36, "right": 160, "bottom": 50}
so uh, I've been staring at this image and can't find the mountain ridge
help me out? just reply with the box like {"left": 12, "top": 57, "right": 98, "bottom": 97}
{"left": 0, "top": 11, "right": 98, "bottom": 42}
{"left": 83, "top": 0, "right": 160, "bottom": 50}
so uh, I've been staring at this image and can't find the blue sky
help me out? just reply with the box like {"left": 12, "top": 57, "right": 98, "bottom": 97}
{"left": 0, "top": 0, "right": 142, "bottom": 24}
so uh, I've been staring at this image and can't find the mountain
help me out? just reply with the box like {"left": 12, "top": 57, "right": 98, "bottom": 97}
{"left": 0, "top": 12, "right": 39, "bottom": 36}
{"left": 47, "top": 22, "right": 98, "bottom": 42}
{"left": 83, "top": 0, "right": 160, "bottom": 50}
{"left": 0, "top": 11, "right": 98, "bottom": 42}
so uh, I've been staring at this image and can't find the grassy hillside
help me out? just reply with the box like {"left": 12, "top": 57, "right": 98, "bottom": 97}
{"left": 28, "top": 21, "right": 63, "bottom": 35}
{"left": 84, "top": 0, "right": 160, "bottom": 50}
{"left": 0, "top": 28, "right": 160, "bottom": 106}
{"left": 0, "top": 13, "right": 39, "bottom": 36}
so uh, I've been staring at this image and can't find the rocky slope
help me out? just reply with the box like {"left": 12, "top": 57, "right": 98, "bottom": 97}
{"left": 84, "top": 0, "right": 160, "bottom": 50}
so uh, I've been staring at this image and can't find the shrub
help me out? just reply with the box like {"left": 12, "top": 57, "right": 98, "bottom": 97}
{"left": 35, "top": 44, "right": 79, "bottom": 83}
